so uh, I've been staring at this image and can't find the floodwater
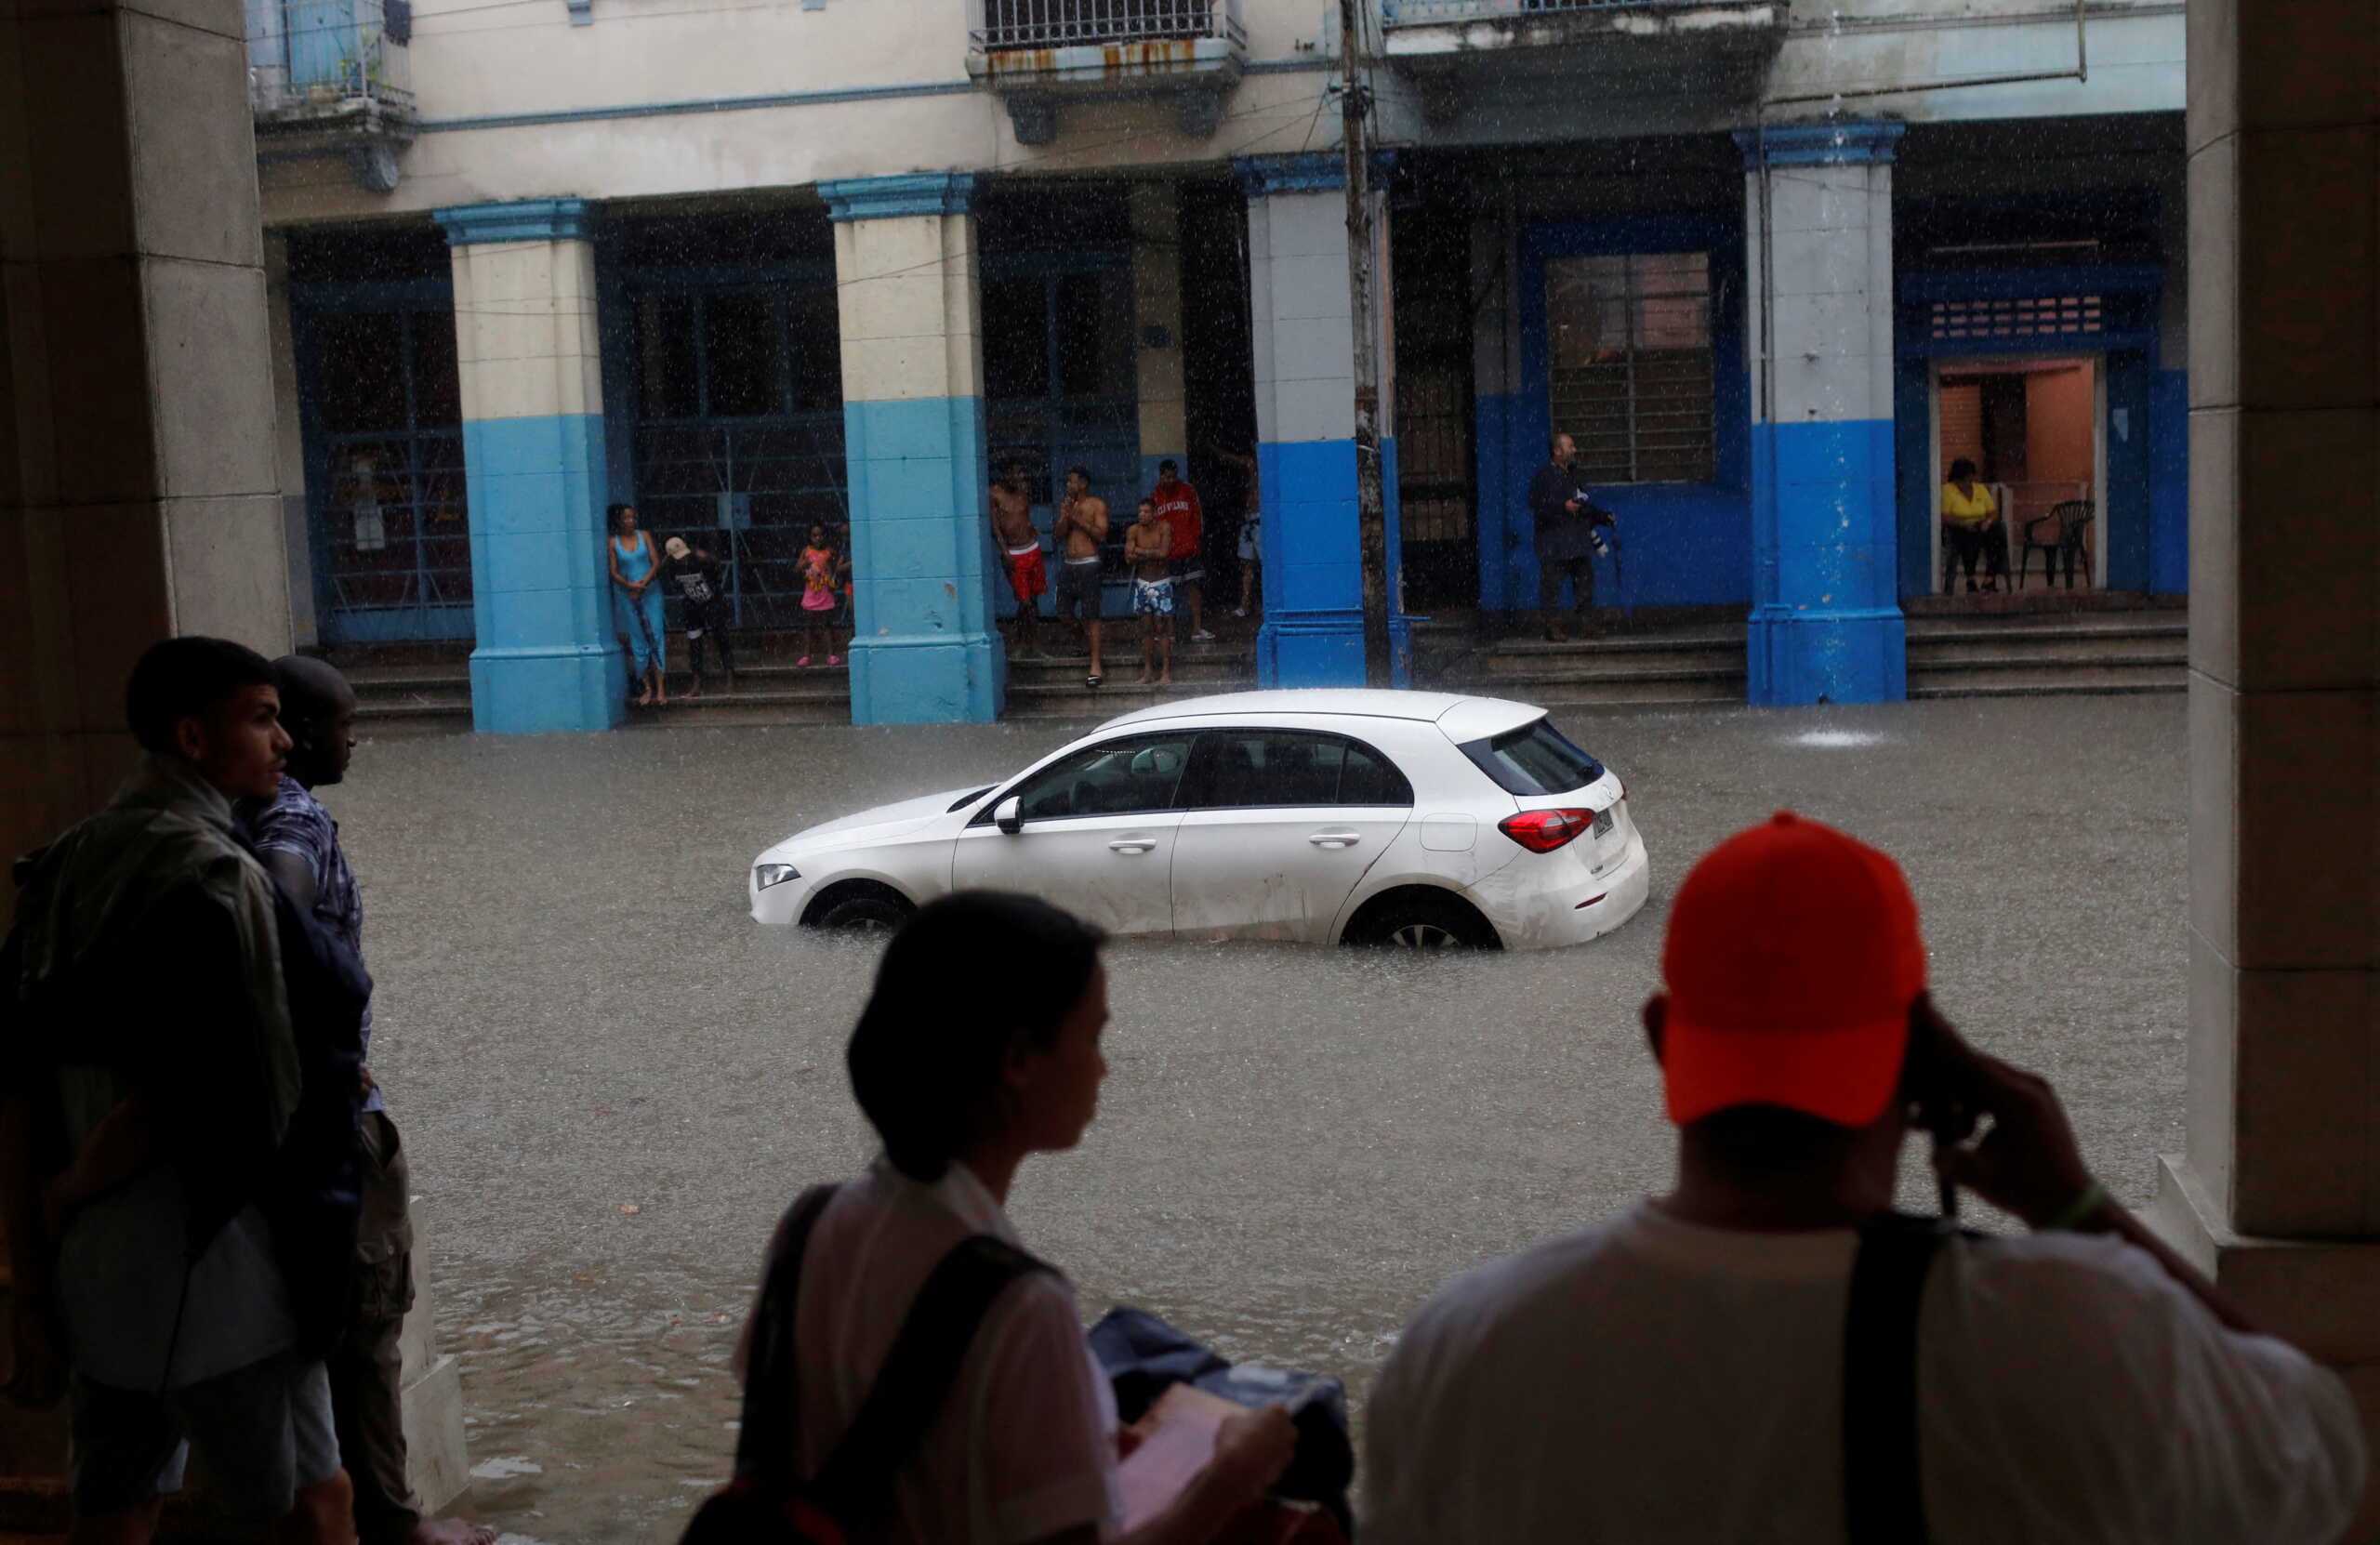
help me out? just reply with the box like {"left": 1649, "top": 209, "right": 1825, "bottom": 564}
{"left": 335, "top": 695, "right": 2188, "bottom": 1543}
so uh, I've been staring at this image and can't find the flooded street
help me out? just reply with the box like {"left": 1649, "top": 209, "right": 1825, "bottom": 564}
{"left": 336, "top": 696, "right": 2187, "bottom": 1543}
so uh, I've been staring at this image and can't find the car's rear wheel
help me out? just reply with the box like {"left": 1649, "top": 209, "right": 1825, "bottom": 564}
{"left": 813, "top": 890, "right": 913, "bottom": 932}
{"left": 1347, "top": 891, "right": 1500, "bottom": 950}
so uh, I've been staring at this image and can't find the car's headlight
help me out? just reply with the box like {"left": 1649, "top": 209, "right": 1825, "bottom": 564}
{"left": 753, "top": 862, "right": 801, "bottom": 891}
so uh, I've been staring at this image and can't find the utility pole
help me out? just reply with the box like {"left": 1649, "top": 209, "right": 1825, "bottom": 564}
{"left": 1340, "top": 0, "right": 1393, "bottom": 687}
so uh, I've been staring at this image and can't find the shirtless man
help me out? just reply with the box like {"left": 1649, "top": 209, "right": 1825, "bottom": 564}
{"left": 988, "top": 461, "right": 1044, "bottom": 659}
{"left": 1124, "top": 496, "right": 1174, "bottom": 686}
{"left": 1051, "top": 467, "right": 1110, "bottom": 688}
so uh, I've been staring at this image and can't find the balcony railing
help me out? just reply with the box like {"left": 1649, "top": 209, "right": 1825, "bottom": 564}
{"left": 245, "top": 0, "right": 416, "bottom": 190}
{"left": 1384, "top": 0, "right": 1712, "bottom": 20}
{"left": 246, "top": 0, "right": 414, "bottom": 120}
{"left": 970, "top": 0, "right": 1245, "bottom": 54}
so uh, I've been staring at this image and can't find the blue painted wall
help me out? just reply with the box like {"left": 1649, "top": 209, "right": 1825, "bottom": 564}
{"left": 461, "top": 412, "right": 626, "bottom": 733}
{"left": 1488, "top": 212, "right": 1753, "bottom": 615}
{"left": 2149, "top": 367, "right": 2189, "bottom": 594}
{"left": 844, "top": 394, "right": 1003, "bottom": 723}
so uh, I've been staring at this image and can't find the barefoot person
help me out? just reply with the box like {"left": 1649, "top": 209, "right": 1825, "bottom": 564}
{"left": 726, "top": 891, "right": 1296, "bottom": 1545}
{"left": 245, "top": 657, "right": 496, "bottom": 1545}
{"left": 1051, "top": 468, "right": 1110, "bottom": 689}
{"left": 1151, "top": 459, "right": 1210, "bottom": 644}
{"left": 1125, "top": 497, "right": 1173, "bottom": 686}
{"left": 990, "top": 462, "right": 1046, "bottom": 659}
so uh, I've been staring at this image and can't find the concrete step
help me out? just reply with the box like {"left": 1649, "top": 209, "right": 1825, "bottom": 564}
{"left": 1009, "top": 651, "right": 1252, "bottom": 684}
{"left": 1908, "top": 661, "right": 2187, "bottom": 697}
{"left": 1475, "top": 671, "right": 1747, "bottom": 706}
{"left": 1004, "top": 679, "right": 1252, "bottom": 721}
{"left": 632, "top": 685, "right": 852, "bottom": 727}
{"left": 1905, "top": 621, "right": 2187, "bottom": 664}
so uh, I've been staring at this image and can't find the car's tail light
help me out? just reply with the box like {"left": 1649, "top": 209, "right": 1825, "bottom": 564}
{"left": 1499, "top": 808, "right": 1595, "bottom": 853}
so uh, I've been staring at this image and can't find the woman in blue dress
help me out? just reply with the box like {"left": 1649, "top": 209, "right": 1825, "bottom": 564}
{"left": 608, "top": 503, "right": 668, "bottom": 706}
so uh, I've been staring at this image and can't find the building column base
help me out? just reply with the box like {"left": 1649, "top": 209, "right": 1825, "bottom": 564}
{"left": 469, "top": 644, "right": 627, "bottom": 733}
{"left": 850, "top": 634, "right": 1004, "bottom": 725}
{"left": 2146, "top": 1155, "right": 2380, "bottom": 1541}
{"left": 1254, "top": 610, "right": 1410, "bottom": 689}
{"left": 1745, "top": 606, "right": 1906, "bottom": 706}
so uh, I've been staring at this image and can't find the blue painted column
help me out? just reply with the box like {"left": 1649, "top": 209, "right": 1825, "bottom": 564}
{"left": 1737, "top": 125, "right": 1906, "bottom": 706}
{"left": 434, "top": 199, "right": 625, "bottom": 733}
{"left": 1236, "top": 153, "right": 1407, "bottom": 687}
{"left": 820, "top": 174, "right": 1001, "bottom": 723}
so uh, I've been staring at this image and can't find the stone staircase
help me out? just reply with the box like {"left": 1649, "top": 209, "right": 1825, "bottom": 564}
{"left": 636, "top": 660, "right": 852, "bottom": 727}
{"left": 1421, "top": 625, "right": 1749, "bottom": 709}
{"left": 1003, "top": 644, "right": 1256, "bottom": 721}
{"left": 349, "top": 662, "right": 475, "bottom": 738}
{"left": 1903, "top": 611, "right": 2188, "bottom": 698}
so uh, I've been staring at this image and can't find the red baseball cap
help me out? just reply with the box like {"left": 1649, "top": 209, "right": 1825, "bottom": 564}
{"left": 1659, "top": 812, "right": 1927, "bottom": 1128}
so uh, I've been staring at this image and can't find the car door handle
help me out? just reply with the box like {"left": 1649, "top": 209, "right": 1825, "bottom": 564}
{"left": 1108, "top": 838, "right": 1158, "bottom": 854}
{"left": 1308, "top": 831, "right": 1362, "bottom": 849}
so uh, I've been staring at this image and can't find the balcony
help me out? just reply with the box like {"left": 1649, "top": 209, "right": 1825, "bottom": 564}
{"left": 245, "top": 0, "right": 417, "bottom": 192}
{"left": 966, "top": 0, "right": 1246, "bottom": 146}
{"left": 1381, "top": 0, "right": 1789, "bottom": 125}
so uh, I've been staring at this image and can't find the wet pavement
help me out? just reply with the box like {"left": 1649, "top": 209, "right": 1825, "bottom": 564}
{"left": 334, "top": 694, "right": 2187, "bottom": 1543}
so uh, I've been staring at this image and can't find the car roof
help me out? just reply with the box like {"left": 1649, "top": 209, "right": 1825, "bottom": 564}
{"left": 1093, "top": 689, "right": 1545, "bottom": 738}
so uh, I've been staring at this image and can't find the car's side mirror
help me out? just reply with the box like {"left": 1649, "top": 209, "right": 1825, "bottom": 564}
{"left": 994, "top": 795, "right": 1023, "bottom": 836}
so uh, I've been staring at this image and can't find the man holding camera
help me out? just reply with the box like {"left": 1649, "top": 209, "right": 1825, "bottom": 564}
{"left": 1364, "top": 811, "right": 2364, "bottom": 1545}
{"left": 1526, "top": 433, "right": 1614, "bottom": 642}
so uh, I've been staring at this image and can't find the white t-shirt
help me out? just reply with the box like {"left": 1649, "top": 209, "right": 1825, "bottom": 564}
{"left": 1363, "top": 1200, "right": 2365, "bottom": 1545}
{"left": 772, "top": 1159, "right": 1122, "bottom": 1545}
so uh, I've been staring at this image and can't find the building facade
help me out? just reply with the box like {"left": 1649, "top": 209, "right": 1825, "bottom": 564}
{"left": 247, "top": 0, "right": 2188, "bottom": 728}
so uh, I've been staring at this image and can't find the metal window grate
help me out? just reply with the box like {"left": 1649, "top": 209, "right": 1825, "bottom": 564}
{"left": 1929, "top": 295, "right": 2105, "bottom": 342}
{"left": 1546, "top": 251, "right": 1715, "bottom": 485}
{"left": 972, "top": 0, "right": 1243, "bottom": 51}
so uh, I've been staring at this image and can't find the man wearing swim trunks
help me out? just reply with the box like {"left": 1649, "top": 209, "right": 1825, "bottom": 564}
{"left": 1152, "top": 458, "right": 1210, "bottom": 643}
{"left": 1051, "top": 467, "right": 1110, "bottom": 687}
{"left": 1125, "top": 496, "right": 1174, "bottom": 686}
{"left": 989, "top": 461, "right": 1044, "bottom": 659}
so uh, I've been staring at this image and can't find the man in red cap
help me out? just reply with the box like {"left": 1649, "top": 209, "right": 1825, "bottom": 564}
{"left": 1363, "top": 812, "right": 2364, "bottom": 1545}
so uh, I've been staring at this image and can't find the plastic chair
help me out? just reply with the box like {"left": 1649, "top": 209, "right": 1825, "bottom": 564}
{"left": 2019, "top": 500, "right": 2096, "bottom": 590}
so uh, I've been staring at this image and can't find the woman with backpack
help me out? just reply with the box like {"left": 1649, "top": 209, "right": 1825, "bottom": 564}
{"left": 708, "top": 891, "right": 1293, "bottom": 1545}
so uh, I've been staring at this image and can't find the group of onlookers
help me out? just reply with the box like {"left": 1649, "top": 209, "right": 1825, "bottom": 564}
{"left": 606, "top": 504, "right": 850, "bottom": 706}
{"left": 993, "top": 456, "right": 1262, "bottom": 692}
{"left": 4, "top": 639, "right": 491, "bottom": 1545}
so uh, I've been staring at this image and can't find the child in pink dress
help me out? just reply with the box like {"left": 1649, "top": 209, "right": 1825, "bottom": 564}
{"left": 798, "top": 522, "right": 841, "bottom": 667}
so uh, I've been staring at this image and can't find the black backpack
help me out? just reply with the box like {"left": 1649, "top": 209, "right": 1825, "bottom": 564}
{"left": 683, "top": 1183, "right": 1049, "bottom": 1545}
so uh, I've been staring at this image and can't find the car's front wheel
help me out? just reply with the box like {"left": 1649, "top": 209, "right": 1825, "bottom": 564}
{"left": 813, "top": 890, "right": 913, "bottom": 932}
{"left": 1346, "top": 891, "right": 1500, "bottom": 950}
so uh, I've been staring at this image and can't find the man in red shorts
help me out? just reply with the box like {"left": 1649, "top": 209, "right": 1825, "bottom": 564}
{"left": 989, "top": 460, "right": 1046, "bottom": 658}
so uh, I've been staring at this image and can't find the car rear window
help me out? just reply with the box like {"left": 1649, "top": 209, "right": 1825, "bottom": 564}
{"left": 1458, "top": 718, "right": 1606, "bottom": 797}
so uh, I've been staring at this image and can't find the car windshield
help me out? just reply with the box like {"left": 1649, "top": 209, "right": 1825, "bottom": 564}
{"left": 1458, "top": 717, "right": 1605, "bottom": 797}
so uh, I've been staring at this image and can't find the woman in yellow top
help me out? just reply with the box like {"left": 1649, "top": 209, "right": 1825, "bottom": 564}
{"left": 1940, "top": 457, "right": 2006, "bottom": 593}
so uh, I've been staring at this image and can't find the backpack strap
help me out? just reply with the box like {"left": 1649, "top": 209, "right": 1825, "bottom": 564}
{"left": 1843, "top": 1213, "right": 1949, "bottom": 1545}
{"left": 807, "top": 1234, "right": 1051, "bottom": 1529}
{"left": 734, "top": 1184, "right": 842, "bottom": 1483}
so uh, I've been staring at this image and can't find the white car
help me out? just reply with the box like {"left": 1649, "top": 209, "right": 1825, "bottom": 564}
{"left": 748, "top": 690, "right": 1650, "bottom": 949}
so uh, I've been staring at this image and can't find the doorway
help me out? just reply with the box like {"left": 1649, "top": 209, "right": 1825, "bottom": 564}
{"left": 1928, "top": 355, "right": 2105, "bottom": 597}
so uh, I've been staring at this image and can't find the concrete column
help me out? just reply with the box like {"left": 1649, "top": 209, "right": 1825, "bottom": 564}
{"left": 1738, "top": 124, "right": 1904, "bottom": 706}
{"left": 265, "top": 229, "right": 317, "bottom": 650}
{"left": 0, "top": 0, "right": 290, "bottom": 878}
{"left": 433, "top": 199, "right": 622, "bottom": 733}
{"left": 2150, "top": 3, "right": 2380, "bottom": 1533}
{"left": 1131, "top": 182, "right": 1187, "bottom": 494}
{"left": 820, "top": 173, "right": 1001, "bottom": 724}
{"left": 1236, "top": 152, "right": 1405, "bottom": 688}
